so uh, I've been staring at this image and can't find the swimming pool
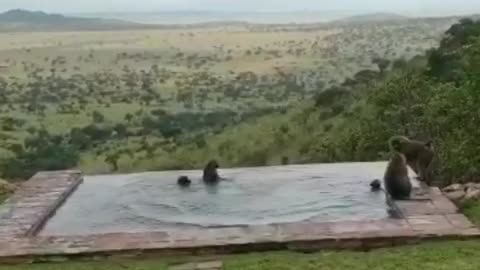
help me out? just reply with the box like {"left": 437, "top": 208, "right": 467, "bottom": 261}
{"left": 40, "top": 162, "right": 401, "bottom": 236}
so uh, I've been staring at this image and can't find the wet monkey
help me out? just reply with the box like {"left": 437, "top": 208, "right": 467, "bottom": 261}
{"left": 177, "top": 176, "right": 192, "bottom": 187}
{"left": 203, "top": 160, "right": 221, "bottom": 184}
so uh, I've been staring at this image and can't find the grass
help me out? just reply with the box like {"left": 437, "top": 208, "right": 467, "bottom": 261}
{"left": 2, "top": 241, "right": 480, "bottom": 270}
{"left": 461, "top": 200, "right": 480, "bottom": 225}
{"left": 1, "top": 202, "right": 479, "bottom": 270}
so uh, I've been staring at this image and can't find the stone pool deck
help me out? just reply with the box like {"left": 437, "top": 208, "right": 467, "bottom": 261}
{"left": 0, "top": 170, "right": 479, "bottom": 264}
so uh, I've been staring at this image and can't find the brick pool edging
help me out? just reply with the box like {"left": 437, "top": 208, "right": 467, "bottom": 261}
{"left": 0, "top": 171, "right": 83, "bottom": 239}
{"left": 0, "top": 170, "right": 479, "bottom": 264}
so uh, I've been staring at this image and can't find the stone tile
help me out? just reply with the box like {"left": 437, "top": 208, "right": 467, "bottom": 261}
{"left": 458, "top": 228, "right": 480, "bottom": 237}
{"left": 445, "top": 214, "right": 475, "bottom": 229}
{"left": 428, "top": 187, "right": 443, "bottom": 196}
{"left": 330, "top": 219, "right": 410, "bottom": 236}
{"left": 277, "top": 222, "right": 332, "bottom": 241}
{"left": 0, "top": 170, "right": 83, "bottom": 239}
{"left": 410, "top": 188, "right": 431, "bottom": 200}
{"left": 205, "top": 227, "right": 249, "bottom": 245}
{"left": 431, "top": 196, "right": 458, "bottom": 214}
{"left": 242, "top": 224, "right": 279, "bottom": 242}
{"left": 394, "top": 200, "right": 439, "bottom": 216}
{"left": 407, "top": 215, "right": 454, "bottom": 232}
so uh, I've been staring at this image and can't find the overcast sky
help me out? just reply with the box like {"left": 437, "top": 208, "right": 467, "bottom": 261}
{"left": 1, "top": 0, "right": 480, "bottom": 15}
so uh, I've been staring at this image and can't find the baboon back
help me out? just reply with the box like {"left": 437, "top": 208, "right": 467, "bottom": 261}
{"left": 384, "top": 152, "right": 412, "bottom": 200}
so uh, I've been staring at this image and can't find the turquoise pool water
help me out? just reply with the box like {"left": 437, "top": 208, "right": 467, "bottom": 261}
{"left": 41, "top": 162, "right": 398, "bottom": 235}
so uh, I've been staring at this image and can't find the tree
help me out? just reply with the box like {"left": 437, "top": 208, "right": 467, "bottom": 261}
{"left": 124, "top": 113, "right": 134, "bottom": 123}
{"left": 0, "top": 134, "right": 79, "bottom": 180}
{"left": 92, "top": 111, "right": 105, "bottom": 123}
{"left": 105, "top": 153, "right": 120, "bottom": 171}
{"left": 373, "top": 58, "right": 390, "bottom": 75}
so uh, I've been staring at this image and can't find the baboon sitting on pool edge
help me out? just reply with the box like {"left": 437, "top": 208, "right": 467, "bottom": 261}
{"left": 203, "top": 160, "right": 221, "bottom": 184}
{"left": 383, "top": 151, "right": 412, "bottom": 200}
{"left": 389, "top": 136, "right": 434, "bottom": 185}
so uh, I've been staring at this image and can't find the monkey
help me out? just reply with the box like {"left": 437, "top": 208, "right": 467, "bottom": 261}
{"left": 203, "top": 160, "right": 221, "bottom": 185}
{"left": 177, "top": 176, "right": 191, "bottom": 187}
{"left": 389, "top": 136, "right": 434, "bottom": 185}
{"left": 370, "top": 179, "right": 382, "bottom": 192}
{"left": 383, "top": 152, "right": 412, "bottom": 200}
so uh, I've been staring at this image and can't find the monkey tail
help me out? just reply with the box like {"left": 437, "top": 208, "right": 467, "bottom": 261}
{"left": 381, "top": 187, "right": 406, "bottom": 219}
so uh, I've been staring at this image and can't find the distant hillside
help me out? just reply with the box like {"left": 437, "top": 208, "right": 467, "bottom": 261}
{"left": 0, "top": 9, "right": 138, "bottom": 31}
{"left": 334, "top": 12, "right": 409, "bottom": 23}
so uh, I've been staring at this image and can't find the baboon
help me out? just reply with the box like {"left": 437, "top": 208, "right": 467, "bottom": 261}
{"left": 383, "top": 152, "right": 412, "bottom": 200}
{"left": 370, "top": 179, "right": 382, "bottom": 192}
{"left": 177, "top": 176, "right": 191, "bottom": 187}
{"left": 203, "top": 160, "right": 220, "bottom": 184}
{"left": 389, "top": 136, "right": 434, "bottom": 185}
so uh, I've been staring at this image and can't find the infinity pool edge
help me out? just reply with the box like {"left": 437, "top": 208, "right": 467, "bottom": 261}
{"left": 0, "top": 168, "right": 478, "bottom": 264}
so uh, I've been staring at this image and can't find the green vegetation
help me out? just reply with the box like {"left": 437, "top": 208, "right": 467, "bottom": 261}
{"left": 0, "top": 13, "right": 459, "bottom": 179}
{"left": 2, "top": 12, "right": 480, "bottom": 270}
{"left": 0, "top": 13, "right": 478, "bottom": 186}
{"left": 159, "top": 18, "right": 480, "bottom": 186}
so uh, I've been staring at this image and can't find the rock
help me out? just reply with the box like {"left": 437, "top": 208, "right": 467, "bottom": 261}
{"left": 464, "top": 188, "right": 480, "bottom": 201}
{"left": 443, "top": 183, "right": 464, "bottom": 193}
{"left": 445, "top": 190, "right": 466, "bottom": 203}
{"left": 465, "top": 183, "right": 480, "bottom": 190}
{"left": 0, "top": 179, "right": 15, "bottom": 195}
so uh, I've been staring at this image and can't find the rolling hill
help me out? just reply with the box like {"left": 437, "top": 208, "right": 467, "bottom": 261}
{"left": 0, "top": 9, "right": 138, "bottom": 31}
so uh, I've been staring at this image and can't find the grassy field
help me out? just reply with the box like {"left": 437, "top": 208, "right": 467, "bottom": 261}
{"left": 0, "top": 17, "right": 459, "bottom": 176}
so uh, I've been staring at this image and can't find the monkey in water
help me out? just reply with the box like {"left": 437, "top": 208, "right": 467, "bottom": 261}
{"left": 370, "top": 179, "right": 382, "bottom": 192}
{"left": 384, "top": 152, "right": 412, "bottom": 200}
{"left": 389, "top": 136, "right": 434, "bottom": 185}
{"left": 177, "top": 176, "right": 191, "bottom": 188}
{"left": 203, "top": 160, "right": 221, "bottom": 185}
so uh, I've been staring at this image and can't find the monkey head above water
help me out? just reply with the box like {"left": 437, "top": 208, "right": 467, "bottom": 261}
{"left": 383, "top": 152, "right": 412, "bottom": 200}
{"left": 177, "top": 176, "right": 191, "bottom": 187}
{"left": 370, "top": 179, "right": 382, "bottom": 192}
{"left": 389, "top": 136, "right": 434, "bottom": 185}
{"left": 203, "top": 160, "right": 221, "bottom": 184}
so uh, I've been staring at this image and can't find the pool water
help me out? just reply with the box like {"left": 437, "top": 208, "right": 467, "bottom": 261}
{"left": 41, "top": 162, "right": 408, "bottom": 236}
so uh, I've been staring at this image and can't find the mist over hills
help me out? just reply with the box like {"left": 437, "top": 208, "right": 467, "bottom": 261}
{"left": 0, "top": 9, "right": 137, "bottom": 31}
{"left": 0, "top": 9, "right": 478, "bottom": 32}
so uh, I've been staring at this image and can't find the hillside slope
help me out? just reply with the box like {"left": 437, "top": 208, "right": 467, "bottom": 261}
{"left": 151, "top": 18, "right": 480, "bottom": 185}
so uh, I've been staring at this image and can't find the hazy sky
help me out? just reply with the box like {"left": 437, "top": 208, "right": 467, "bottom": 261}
{"left": 1, "top": 0, "right": 480, "bottom": 15}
